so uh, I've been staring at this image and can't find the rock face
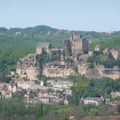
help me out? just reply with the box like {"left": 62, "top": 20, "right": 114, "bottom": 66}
{"left": 96, "top": 65, "right": 120, "bottom": 80}
{"left": 78, "top": 63, "right": 88, "bottom": 75}
{"left": 16, "top": 54, "right": 41, "bottom": 81}
{"left": 43, "top": 61, "right": 75, "bottom": 77}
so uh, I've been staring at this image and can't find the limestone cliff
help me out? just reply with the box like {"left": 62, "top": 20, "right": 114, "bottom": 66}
{"left": 16, "top": 54, "right": 41, "bottom": 81}
{"left": 16, "top": 54, "right": 75, "bottom": 80}
{"left": 43, "top": 61, "right": 75, "bottom": 77}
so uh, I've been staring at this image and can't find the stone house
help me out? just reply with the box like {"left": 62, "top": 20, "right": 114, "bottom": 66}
{"left": 81, "top": 97, "right": 104, "bottom": 105}
{"left": 103, "top": 48, "right": 120, "bottom": 60}
{"left": 0, "top": 82, "right": 12, "bottom": 99}
{"left": 111, "top": 92, "right": 120, "bottom": 98}
{"left": 94, "top": 45, "right": 100, "bottom": 52}
{"left": 103, "top": 48, "right": 110, "bottom": 55}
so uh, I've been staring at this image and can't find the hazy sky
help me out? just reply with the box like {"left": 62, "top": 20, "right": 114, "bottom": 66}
{"left": 0, "top": 0, "right": 120, "bottom": 31}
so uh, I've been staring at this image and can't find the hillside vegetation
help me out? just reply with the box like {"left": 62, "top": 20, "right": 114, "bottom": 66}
{"left": 90, "top": 36, "right": 120, "bottom": 50}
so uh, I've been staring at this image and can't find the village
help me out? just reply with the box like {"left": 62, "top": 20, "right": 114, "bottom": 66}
{"left": 0, "top": 78, "right": 120, "bottom": 107}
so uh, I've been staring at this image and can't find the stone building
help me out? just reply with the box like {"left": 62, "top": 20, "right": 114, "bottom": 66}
{"left": 36, "top": 42, "right": 51, "bottom": 55}
{"left": 110, "top": 49, "right": 119, "bottom": 60}
{"left": 64, "top": 39, "right": 72, "bottom": 57}
{"left": 64, "top": 34, "right": 88, "bottom": 58}
{"left": 81, "top": 97, "right": 104, "bottom": 105}
{"left": 111, "top": 92, "right": 120, "bottom": 98}
{"left": 96, "top": 65, "right": 120, "bottom": 80}
{"left": 103, "top": 48, "right": 119, "bottom": 60}
{"left": 71, "top": 34, "right": 88, "bottom": 56}
{"left": 94, "top": 45, "right": 100, "bottom": 52}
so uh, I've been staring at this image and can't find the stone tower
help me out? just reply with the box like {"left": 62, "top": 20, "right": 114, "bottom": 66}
{"left": 36, "top": 42, "right": 51, "bottom": 55}
{"left": 70, "top": 33, "right": 88, "bottom": 57}
{"left": 64, "top": 39, "right": 72, "bottom": 58}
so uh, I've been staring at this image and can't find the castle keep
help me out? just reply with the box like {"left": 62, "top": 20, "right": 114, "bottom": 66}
{"left": 64, "top": 33, "right": 88, "bottom": 58}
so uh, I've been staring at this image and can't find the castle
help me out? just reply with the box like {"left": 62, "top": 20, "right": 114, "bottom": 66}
{"left": 15, "top": 33, "right": 120, "bottom": 81}
{"left": 64, "top": 33, "right": 88, "bottom": 58}
{"left": 16, "top": 34, "right": 89, "bottom": 80}
{"left": 35, "top": 33, "right": 89, "bottom": 60}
